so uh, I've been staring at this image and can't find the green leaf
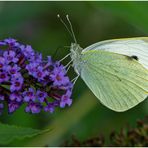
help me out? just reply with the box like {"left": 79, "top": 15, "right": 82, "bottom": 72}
{"left": 0, "top": 122, "right": 50, "bottom": 145}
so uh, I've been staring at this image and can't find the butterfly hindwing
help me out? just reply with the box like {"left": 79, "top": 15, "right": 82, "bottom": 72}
{"left": 80, "top": 50, "right": 148, "bottom": 112}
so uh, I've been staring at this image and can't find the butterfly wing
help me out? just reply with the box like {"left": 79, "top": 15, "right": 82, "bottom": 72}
{"left": 80, "top": 50, "right": 148, "bottom": 112}
{"left": 82, "top": 37, "right": 148, "bottom": 70}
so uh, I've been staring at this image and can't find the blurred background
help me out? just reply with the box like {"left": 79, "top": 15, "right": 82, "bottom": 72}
{"left": 0, "top": 1, "right": 148, "bottom": 146}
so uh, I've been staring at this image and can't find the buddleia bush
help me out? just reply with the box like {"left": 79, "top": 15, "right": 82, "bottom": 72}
{"left": 61, "top": 117, "right": 148, "bottom": 147}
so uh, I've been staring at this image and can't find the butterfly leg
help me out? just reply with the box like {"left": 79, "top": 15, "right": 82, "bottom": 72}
{"left": 59, "top": 53, "right": 71, "bottom": 62}
{"left": 72, "top": 75, "right": 79, "bottom": 85}
{"left": 66, "top": 64, "right": 72, "bottom": 73}
{"left": 64, "top": 60, "right": 73, "bottom": 68}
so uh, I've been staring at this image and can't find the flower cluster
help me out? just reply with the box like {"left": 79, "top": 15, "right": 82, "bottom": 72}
{"left": 0, "top": 38, "right": 73, "bottom": 115}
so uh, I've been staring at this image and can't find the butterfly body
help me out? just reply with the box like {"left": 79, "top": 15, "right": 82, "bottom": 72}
{"left": 70, "top": 43, "right": 83, "bottom": 75}
{"left": 70, "top": 37, "right": 148, "bottom": 112}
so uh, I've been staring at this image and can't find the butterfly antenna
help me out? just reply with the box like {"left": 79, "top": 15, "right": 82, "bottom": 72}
{"left": 57, "top": 14, "right": 74, "bottom": 40}
{"left": 66, "top": 15, "right": 77, "bottom": 44}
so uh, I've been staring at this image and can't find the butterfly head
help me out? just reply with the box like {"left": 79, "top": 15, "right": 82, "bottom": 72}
{"left": 70, "top": 42, "right": 82, "bottom": 58}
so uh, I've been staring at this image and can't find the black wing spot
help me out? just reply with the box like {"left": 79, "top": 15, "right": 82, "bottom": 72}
{"left": 126, "top": 55, "right": 139, "bottom": 61}
{"left": 131, "top": 55, "right": 138, "bottom": 61}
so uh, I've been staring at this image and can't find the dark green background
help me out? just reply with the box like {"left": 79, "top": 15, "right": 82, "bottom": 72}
{"left": 0, "top": 1, "right": 148, "bottom": 146}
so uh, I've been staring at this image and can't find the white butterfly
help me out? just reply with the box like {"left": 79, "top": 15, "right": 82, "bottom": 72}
{"left": 58, "top": 15, "right": 148, "bottom": 112}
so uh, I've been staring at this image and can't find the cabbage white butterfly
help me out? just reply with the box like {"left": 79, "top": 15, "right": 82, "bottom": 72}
{"left": 58, "top": 15, "right": 148, "bottom": 112}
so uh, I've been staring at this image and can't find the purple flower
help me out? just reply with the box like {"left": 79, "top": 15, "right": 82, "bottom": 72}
{"left": 6, "top": 65, "right": 21, "bottom": 75}
{"left": 10, "top": 93, "right": 22, "bottom": 102}
{"left": 26, "top": 62, "right": 39, "bottom": 75}
{"left": 34, "top": 66, "right": 48, "bottom": 81}
{"left": 44, "top": 103, "right": 55, "bottom": 113}
{"left": 55, "top": 62, "right": 66, "bottom": 73}
{"left": 4, "top": 38, "right": 16, "bottom": 44}
{"left": 21, "top": 45, "right": 35, "bottom": 59}
{"left": 33, "top": 53, "right": 42, "bottom": 63}
{"left": 34, "top": 66, "right": 44, "bottom": 79}
{"left": 50, "top": 67, "right": 70, "bottom": 86}
{"left": 26, "top": 62, "right": 49, "bottom": 81}
{"left": 25, "top": 102, "right": 42, "bottom": 114}
{"left": 10, "top": 74, "right": 23, "bottom": 92}
{"left": 23, "top": 88, "right": 36, "bottom": 102}
{"left": 36, "top": 90, "right": 47, "bottom": 103}
{"left": 4, "top": 38, "right": 20, "bottom": 47}
{"left": 60, "top": 90, "right": 72, "bottom": 108}
{"left": 59, "top": 82, "right": 73, "bottom": 90}
{"left": 0, "top": 71, "right": 9, "bottom": 83}
{"left": 3, "top": 50, "right": 18, "bottom": 64}
{"left": 11, "top": 73, "right": 23, "bottom": 81}
{"left": 8, "top": 101, "right": 20, "bottom": 113}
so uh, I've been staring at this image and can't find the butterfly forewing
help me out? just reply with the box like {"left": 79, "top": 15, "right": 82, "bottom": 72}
{"left": 80, "top": 50, "right": 148, "bottom": 112}
{"left": 82, "top": 37, "right": 148, "bottom": 70}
